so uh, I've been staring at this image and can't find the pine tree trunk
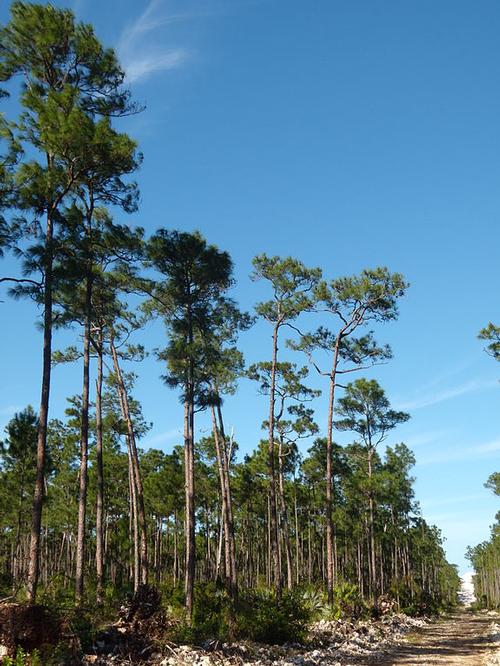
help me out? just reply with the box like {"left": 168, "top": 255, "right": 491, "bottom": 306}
{"left": 75, "top": 270, "right": 92, "bottom": 603}
{"left": 27, "top": 209, "right": 54, "bottom": 604}
{"left": 278, "top": 437, "right": 293, "bottom": 590}
{"left": 211, "top": 406, "right": 231, "bottom": 591}
{"left": 367, "top": 449, "right": 377, "bottom": 605}
{"left": 184, "top": 397, "right": 196, "bottom": 620}
{"left": 216, "top": 401, "right": 238, "bottom": 598}
{"left": 128, "top": 445, "right": 139, "bottom": 591}
{"left": 268, "top": 322, "right": 282, "bottom": 597}
{"left": 95, "top": 328, "right": 105, "bottom": 604}
{"left": 110, "top": 337, "right": 148, "bottom": 586}
{"left": 325, "top": 336, "right": 341, "bottom": 604}
{"left": 294, "top": 489, "right": 300, "bottom": 586}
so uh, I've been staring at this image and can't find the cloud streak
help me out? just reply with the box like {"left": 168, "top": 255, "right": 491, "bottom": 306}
{"left": 404, "top": 429, "right": 451, "bottom": 449}
{"left": 125, "top": 50, "right": 187, "bottom": 84}
{"left": 416, "top": 437, "right": 500, "bottom": 466}
{"left": 396, "top": 378, "right": 498, "bottom": 411}
{"left": 419, "top": 493, "right": 488, "bottom": 509}
{"left": 143, "top": 428, "right": 181, "bottom": 447}
{"left": 117, "top": 0, "right": 189, "bottom": 84}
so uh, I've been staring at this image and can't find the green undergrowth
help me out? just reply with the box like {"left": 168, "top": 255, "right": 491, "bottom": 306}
{"left": 1, "top": 580, "right": 459, "bottom": 664}
{"left": 170, "top": 583, "right": 312, "bottom": 644}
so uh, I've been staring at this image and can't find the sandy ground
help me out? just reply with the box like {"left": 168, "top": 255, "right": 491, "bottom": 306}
{"left": 367, "top": 611, "right": 499, "bottom": 666}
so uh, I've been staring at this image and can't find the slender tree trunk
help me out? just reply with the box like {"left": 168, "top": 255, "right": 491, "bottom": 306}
{"left": 184, "top": 304, "right": 196, "bottom": 620}
{"left": 128, "top": 444, "right": 139, "bottom": 591}
{"left": 268, "top": 322, "right": 282, "bottom": 596}
{"left": 215, "top": 401, "right": 238, "bottom": 598}
{"left": 110, "top": 337, "right": 148, "bottom": 586}
{"left": 75, "top": 267, "right": 92, "bottom": 603}
{"left": 211, "top": 406, "right": 231, "bottom": 591}
{"left": 278, "top": 437, "right": 293, "bottom": 590}
{"left": 27, "top": 208, "right": 54, "bottom": 604}
{"left": 173, "top": 510, "right": 178, "bottom": 586}
{"left": 294, "top": 488, "right": 300, "bottom": 586}
{"left": 13, "top": 469, "right": 25, "bottom": 589}
{"left": 95, "top": 328, "right": 105, "bottom": 604}
{"left": 367, "top": 449, "right": 377, "bottom": 605}
{"left": 325, "top": 336, "right": 341, "bottom": 604}
{"left": 184, "top": 397, "right": 196, "bottom": 620}
{"left": 215, "top": 511, "right": 224, "bottom": 582}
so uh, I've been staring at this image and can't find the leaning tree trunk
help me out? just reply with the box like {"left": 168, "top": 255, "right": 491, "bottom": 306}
{"left": 110, "top": 337, "right": 148, "bottom": 586}
{"left": 217, "top": 402, "right": 238, "bottom": 599}
{"left": 211, "top": 398, "right": 238, "bottom": 598}
{"left": 211, "top": 406, "right": 230, "bottom": 588}
{"left": 127, "top": 443, "right": 140, "bottom": 591}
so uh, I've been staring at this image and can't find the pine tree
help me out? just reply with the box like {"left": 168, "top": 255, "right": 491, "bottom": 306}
{"left": 146, "top": 229, "right": 234, "bottom": 620}
{"left": 291, "top": 267, "right": 408, "bottom": 603}
{"left": 251, "top": 255, "right": 321, "bottom": 596}
{"left": 0, "top": 1, "right": 138, "bottom": 602}
{"left": 335, "top": 378, "right": 410, "bottom": 602}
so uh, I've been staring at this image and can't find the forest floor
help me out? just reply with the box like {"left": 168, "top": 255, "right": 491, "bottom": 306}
{"left": 2, "top": 600, "right": 499, "bottom": 664}
{"left": 363, "top": 610, "right": 500, "bottom": 666}
{"left": 79, "top": 608, "right": 500, "bottom": 665}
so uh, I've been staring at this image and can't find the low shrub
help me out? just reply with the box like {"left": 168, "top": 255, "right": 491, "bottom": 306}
{"left": 235, "top": 589, "right": 311, "bottom": 644}
{"left": 331, "top": 581, "right": 366, "bottom": 619}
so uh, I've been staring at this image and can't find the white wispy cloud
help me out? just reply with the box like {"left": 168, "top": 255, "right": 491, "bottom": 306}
{"left": 396, "top": 378, "right": 498, "bottom": 411}
{"left": 125, "top": 51, "right": 187, "bottom": 84}
{"left": 417, "top": 436, "right": 500, "bottom": 466}
{"left": 420, "top": 493, "right": 488, "bottom": 509}
{"left": 404, "top": 429, "right": 451, "bottom": 449}
{"left": 117, "top": 0, "right": 189, "bottom": 84}
{"left": 143, "top": 428, "right": 181, "bottom": 447}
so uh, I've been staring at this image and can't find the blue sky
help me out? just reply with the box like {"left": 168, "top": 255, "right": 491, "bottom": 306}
{"left": 1, "top": 0, "right": 499, "bottom": 574}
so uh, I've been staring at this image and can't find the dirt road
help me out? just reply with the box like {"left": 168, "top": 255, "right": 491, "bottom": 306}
{"left": 370, "top": 611, "right": 499, "bottom": 665}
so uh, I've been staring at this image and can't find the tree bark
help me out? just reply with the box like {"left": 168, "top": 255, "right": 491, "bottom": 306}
{"left": 75, "top": 239, "right": 93, "bottom": 602}
{"left": 184, "top": 398, "right": 195, "bottom": 620}
{"left": 95, "top": 327, "right": 105, "bottom": 604}
{"left": 325, "top": 335, "right": 341, "bottom": 604}
{"left": 211, "top": 406, "right": 231, "bottom": 590}
{"left": 278, "top": 437, "right": 293, "bottom": 590}
{"left": 110, "top": 337, "right": 148, "bottom": 586}
{"left": 268, "top": 322, "right": 282, "bottom": 596}
{"left": 27, "top": 208, "right": 54, "bottom": 604}
{"left": 216, "top": 401, "right": 238, "bottom": 598}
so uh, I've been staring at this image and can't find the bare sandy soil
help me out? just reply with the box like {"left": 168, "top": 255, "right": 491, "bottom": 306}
{"left": 367, "top": 611, "right": 499, "bottom": 666}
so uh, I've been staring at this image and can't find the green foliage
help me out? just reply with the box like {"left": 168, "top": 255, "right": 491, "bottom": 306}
{"left": 0, "top": 1, "right": 134, "bottom": 116}
{"left": 335, "top": 378, "right": 410, "bottom": 449}
{"left": 300, "top": 587, "right": 328, "bottom": 617}
{"left": 485, "top": 472, "right": 500, "bottom": 497}
{"left": 1, "top": 647, "right": 41, "bottom": 666}
{"left": 146, "top": 229, "right": 237, "bottom": 401}
{"left": 331, "top": 582, "right": 365, "bottom": 619}
{"left": 173, "top": 582, "right": 234, "bottom": 642}
{"left": 252, "top": 254, "right": 321, "bottom": 324}
{"left": 170, "top": 585, "right": 311, "bottom": 644}
{"left": 467, "top": 473, "right": 500, "bottom": 609}
{"left": 235, "top": 589, "right": 311, "bottom": 644}
{"left": 478, "top": 322, "right": 500, "bottom": 362}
